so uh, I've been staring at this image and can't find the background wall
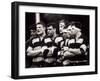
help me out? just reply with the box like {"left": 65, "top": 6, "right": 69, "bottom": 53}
{"left": 0, "top": 0, "right": 99, "bottom": 81}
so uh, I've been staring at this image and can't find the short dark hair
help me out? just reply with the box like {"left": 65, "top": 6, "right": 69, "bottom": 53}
{"left": 59, "top": 19, "right": 66, "bottom": 24}
{"left": 67, "top": 21, "right": 82, "bottom": 29}
{"left": 59, "top": 19, "right": 69, "bottom": 29}
{"left": 47, "top": 22, "right": 56, "bottom": 29}
{"left": 36, "top": 21, "right": 46, "bottom": 27}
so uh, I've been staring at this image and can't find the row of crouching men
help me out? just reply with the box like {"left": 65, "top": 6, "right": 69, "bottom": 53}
{"left": 26, "top": 20, "right": 88, "bottom": 68}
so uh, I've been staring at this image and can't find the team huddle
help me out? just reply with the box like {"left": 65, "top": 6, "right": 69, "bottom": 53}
{"left": 26, "top": 19, "right": 88, "bottom": 68}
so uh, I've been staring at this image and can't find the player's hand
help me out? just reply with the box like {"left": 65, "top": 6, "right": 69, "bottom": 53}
{"left": 62, "top": 47, "right": 69, "bottom": 51}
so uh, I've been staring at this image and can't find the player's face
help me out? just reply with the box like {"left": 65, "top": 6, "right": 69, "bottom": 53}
{"left": 59, "top": 22, "right": 65, "bottom": 34}
{"left": 62, "top": 30, "right": 71, "bottom": 39}
{"left": 67, "top": 25, "right": 78, "bottom": 36}
{"left": 36, "top": 24, "right": 45, "bottom": 35}
{"left": 30, "top": 30, "right": 34, "bottom": 36}
{"left": 47, "top": 26, "right": 55, "bottom": 37}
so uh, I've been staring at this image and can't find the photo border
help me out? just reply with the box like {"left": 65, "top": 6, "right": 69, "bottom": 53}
{"left": 11, "top": 1, "right": 98, "bottom": 79}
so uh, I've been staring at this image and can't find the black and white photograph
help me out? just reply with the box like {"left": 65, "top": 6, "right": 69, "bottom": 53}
{"left": 25, "top": 13, "right": 89, "bottom": 68}
{"left": 11, "top": 2, "right": 97, "bottom": 79}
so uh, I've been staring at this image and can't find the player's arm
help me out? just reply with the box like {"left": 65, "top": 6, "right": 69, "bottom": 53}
{"left": 68, "top": 44, "right": 87, "bottom": 55}
{"left": 68, "top": 38, "right": 87, "bottom": 55}
{"left": 27, "top": 46, "right": 42, "bottom": 56}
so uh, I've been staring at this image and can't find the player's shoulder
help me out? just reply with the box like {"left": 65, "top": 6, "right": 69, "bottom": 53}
{"left": 54, "top": 36, "right": 63, "bottom": 43}
{"left": 43, "top": 36, "right": 52, "bottom": 43}
{"left": 32, "top": 35, "right": 40, "bottom": 43}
